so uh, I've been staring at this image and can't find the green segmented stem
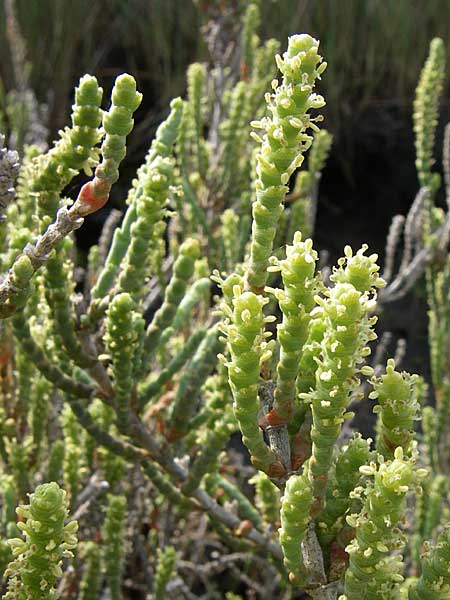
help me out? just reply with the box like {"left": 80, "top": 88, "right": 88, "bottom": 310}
{"left": 139, "top": 328, "right": 207, "bottom": 410}
{"left": 249, "top": 471, "right": 280, "bottom": 527}
{"left": 166, "top": 326, "right": 223, "bottom": 440}
{"left": 305, "top": 246, "right": 384, "bottom": 504}
{"left": 222, "top": 286, "right": 285, "bottom": 477}
{"left": 306, "top": 281, "right": 377, "bottom": 502}
{"left": 247, "top": 38, "right": 281, "bottom": 119}
{"left": 0, "top": 254, "right": 34, "bottom": 318}
{"left": 240, "top": 2, "right": 260, "bottom": 79}
{"left": 4, "top": 482, "right": 78, "bottom": 600}
{"left": 142, "top": 461, "right": 194, "bottom": 510}
{"left": 317, "top": 434, "right": 371, "bottom": 547}
{"left": 159, "top": 277, "right": 210, "bottom": 346}
{"left": 413, "top": 37, "right": 445, "bottom": 195}
{"left": 147, "top": 97, "right": 184, "bottom": 163}
{"left": 77, "top": 74, "right": 142, "bottom": 213}
{"left": 102, "top": 494, "right": 127, "bottom": 600}
{"left": 186, "top": 62, "right": 206, "bottom": 172}
{"left": 279, "top": 470, "right": 313, "bottom": 584}
{"left": 245, "top": 34, "right": 326, "bottom": 292}
{"left": 422, "top": 475, "right": 448, "bottom": 540}
{"left": 176, "top": 100, "right": 190, "bottom": 173}
{"left": 1, "top": 475, "right": 17, "bottom": 533}
{"left": 221, "top": 210, "right": 240, "bottom": 271}
{"left": 102, "top": 449, "right": 126, "bottom": 494}
{"left": 342, "top": 448, "right": 423, "bottom": 600}
{"left": 47, "top": 440, "right": 65, "bottom": 483}
{"left": 292, "top": 312, "right": 326, "bottom": 427}
{"left": 78, "top": 542, "right": 102, "bottom": 600}
{"left": 117, "top": 156, "right": 173, "bottom": 300}
{"left": 30, "top": 378, "right": 50, "bottom": 452}
{"left": 422, "top": 406, "right": 438, "bottom": 473}
{"left": 220, "top": 82, "right": 247, "bottom": 194}
{"left": 206, "top": 473, "right": 264, "bottom": 531}
{"left": 308, "top": 128, "right": 333, "bottom": 176}
{"left": 45, "top": 239, "right": 92, "bottom": 368}
{"left": 409, "top": 527, "right": 450, "bottom": 599}
{"left": 370, "top": 359, "right": 420, "bottom": 460}
{"left": 287, "top": 129, "right": 332, "bottom": 240}
{"left": 90, "top": 97, "right": 183, "bottom": 302}
{"left": 12, "top": 311, "right": 95, "bottom": 399}
{"left": 288, "top": 174, "right": 313, "bottom": 240}
{"left": 154, "top": 546, "right": 177, "bottom": 600}
{"left": 141, "top": 238, "right": 200, "bottom": 368}
{"left": 181, "top": 409, "right": 235, "bottom": 495}
{"left": 270, "top": 232, "right": 320, "bottom": 422}
{"left": 7, "top": 439, "right": 30, "bottom": 501}
{"left": 60, "top": 404, "right": 84, "bottom": 510}
{"left": 15, "top": 343, "right": 34, "bottom": 431}
{"left": 31, "top": 74, "right": 103, "bottom": 219}
{"left": 104, "top": 293, "right": 144, "bottom": 428}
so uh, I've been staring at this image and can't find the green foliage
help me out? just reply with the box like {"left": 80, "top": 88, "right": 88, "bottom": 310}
{"left": 154, "top": 546, "right": 177, "bottom": 600}
{"left": 78, "top": 542, "right": 101, "bottom": 600}
{"left": 1, "top": 11, "right": 450, "bottom": 600}
{"left": 370, "top": 359, "right": 421, "bottom": 460}
{"left": 245, "top": 33, "right": 326, "bottom": 291}
{"left": 104, "top": 292, "right": 144, "bottom": 428}
{"left": 279, "top": 470, "right": 313, "bottom": 583}
{"left": 409, "top": 526, "right": 450, "bottom": 599}
{"left": 413, "top": 37, "right": 445, "bottom": 194}
{"left": 102, "top": 494, "right": 127, "bottom": 600}
{"left": 342, "top": 448, "right": 424, "bottom": 600}
{"left": 3, "top": 482, "right": 78, "bottom": 599}
{"left": 220, "top": 285, "right": 283, "bottom": 476}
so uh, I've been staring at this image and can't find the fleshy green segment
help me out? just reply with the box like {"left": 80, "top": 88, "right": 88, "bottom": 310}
{"left": 413, "top": 37, "right": 445, "bottom": 194}
{"left": 31, "top": 74, "right": 103, "bottom": 218}
{"left": 90, "top": 97, "right": 183, "bottom": 302}
{"left": 141, "top": 238, "right": 200, "bottom": 368}
{"left": 249, "top": 471, "right": 280, "bottom": 527}
{"left": 45, "top": 238, "right": 92, "bottom": 368}
{"left": 409, "top": 527, "right": 450, "bottom": 599}
{"left": 370, "top": 359, "right": 421, "bottom": 460}
{"left": 278, "top": 471, "right": 313, "bottom": 584}
{"left": 102, "top": 494, "right": 127, "bottom": 600}
{"left": 305, "top": 246, "right": 384, "bottom": 503}
{"left": 343, "top": 449, "right": 419, "bottom": 600}
{"left": 270, "top": 232, "right": 320, "bottom": 422}
{"left": 181, "top": 408, "right": 235, "bottom": 495}
{"left": 104, "top": 293, "right": 144, "bottom": 428}
{"left": 78, "top": 542, "right": 101, "bottom": 600}
{"left": 245, "top": 34, "right": 326, "bottom": 292}
{"left": 166, "top": 326, "right": 223, "bottom": 440}
{"left": 154, "top": 546, "right": 177, "bottom": 600}
{"left": 205, "top": 473, "right": 263, "bottom": 530}
{"left": 83, "top": 74, "right": 142, "bottom": 209}
{"left": 221, "top": 286, "right": 285, "bottom": 477}
{"left": 117, "top": 155, "right": 173, "bottom": 300}
{"left": 309, "top": 128, "right": 333, "bottom": 176}
{"left": 317, "top": 433, "right": 371, "bottom": 546}
{"left": 3, "top": 482, "right": 78, "bottom": 600}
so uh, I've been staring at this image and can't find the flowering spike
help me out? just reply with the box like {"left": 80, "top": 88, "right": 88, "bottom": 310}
{"left": 245, "top": 34, "right": 326, "bottom": 292}
{"left": 3, "top": 482, "right": 78, "bottom": 600}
